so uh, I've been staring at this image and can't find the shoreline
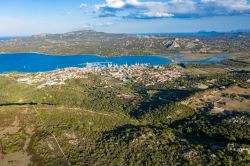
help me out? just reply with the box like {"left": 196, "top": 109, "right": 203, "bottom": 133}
{"left": 0, "top": 51, "right": 238, "bottom": 62}
{"left": 0, "top": 53, "right": 173, "bottom": 73}
{"left": 0, "top": 64, "right": 171, "bottom": 74}
{"left": 0, "top": 51, "right": 174, "bottom": 61}
{"left": 0, "top": 52, "right": 239, "bottom": 74}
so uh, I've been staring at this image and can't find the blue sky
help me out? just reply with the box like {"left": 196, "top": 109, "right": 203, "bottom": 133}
{"left": 0, "top": 0, "right": 250, "bottom": 36}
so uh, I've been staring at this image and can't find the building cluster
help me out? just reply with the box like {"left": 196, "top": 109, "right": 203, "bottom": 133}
{"left": 1, "top": 65, "right": 182, "bottom": 88}
{"left": 15, "top": 67, "right": 90, "bottom": 88}
{"left": 100, "top": 65, "right": 182, "bottom": 86}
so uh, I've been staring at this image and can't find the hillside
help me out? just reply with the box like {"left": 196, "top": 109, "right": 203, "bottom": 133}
{"left": 0, "top": 30, "right": 249, "bottom": 57}
{"left": 0, "top": 58, "right": 250, "bottom": 165}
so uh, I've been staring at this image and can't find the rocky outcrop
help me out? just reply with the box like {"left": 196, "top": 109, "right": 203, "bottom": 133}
{"left": 165, "top": 38, "right": 180, "bottom": 49}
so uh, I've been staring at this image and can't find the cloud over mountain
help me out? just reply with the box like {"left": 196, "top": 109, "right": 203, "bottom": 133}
{"left": 93, "top": 0, "right": 250, "bottom": 19}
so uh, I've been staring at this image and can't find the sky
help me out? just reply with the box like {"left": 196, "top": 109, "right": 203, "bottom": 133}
{"left": 0, "top": 0, "right": 250, "bottom": 36}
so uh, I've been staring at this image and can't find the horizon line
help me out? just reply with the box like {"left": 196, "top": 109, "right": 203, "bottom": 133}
{"left": 1, "top": 29, "right": 250, "bottom": 37}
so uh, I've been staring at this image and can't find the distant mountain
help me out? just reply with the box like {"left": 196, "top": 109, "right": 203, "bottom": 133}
{"left": 231, "top": 29, "right": 250, "bottom": 33}
{"left": 0, "top": 30, "right": 249, "bottom": 56}
{"left": 197, "top": 30, "right": 221, "bottom": 35}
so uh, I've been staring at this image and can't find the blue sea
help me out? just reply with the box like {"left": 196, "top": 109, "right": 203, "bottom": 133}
{"left": 0, "top": 53, "right": 172, "bottom": 73}
{"left": 0, "top": 37, "right": 16, "bottom": 40}
{"left": 0, "top": 53, "right": 232, "bottom": 73}
{"left": 0, "top": 36, "right": 30, "bottom": 41}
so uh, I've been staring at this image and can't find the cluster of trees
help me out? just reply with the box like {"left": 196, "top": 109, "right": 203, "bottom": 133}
{"left": 179, "top": 112, "right": 250, "bottom": 143}
{"left": 83, "top": 114, "right": 250, "bottom": 165}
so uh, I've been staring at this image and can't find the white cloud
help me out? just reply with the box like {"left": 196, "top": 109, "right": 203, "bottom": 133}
{"left": 143, "top": 12, "right": 174, "bottom": 18}
{"left": 80, "top": 3, "right": 96, "bottom": 15}
{"left": 167, "top": 0, "right": 196, "bottom": 14}
{"left": 80, "top": 3, "right": 88, "bottom": 9}
{"left": 94, "top": 0, "right": 250, "bottom": 19}
{"left": 104, "top": 0, "right": 126, "bottom": 8}
{"left": 82, "top": 22, "right": 114, "bottom": 29}
{"left": 97, "top": 22, "right": 114, "bottom": 26}
{"left": 201, "top": 0, "right": 250, "bottom": 11}
{"left": 95, "top": 0, "right": 174, "bottom": 18}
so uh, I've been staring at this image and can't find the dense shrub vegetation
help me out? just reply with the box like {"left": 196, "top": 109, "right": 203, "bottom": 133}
{"left": 0, "top": 62, "right": 249, "bottom": 165}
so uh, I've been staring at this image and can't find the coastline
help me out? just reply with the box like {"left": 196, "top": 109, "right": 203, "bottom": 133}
{"left": 0, "top": 53, "right": 173, "bottom": 73}
{"left": 0, "top": 52, "right": 174, "bottom": 61}
{"left": 0, "top": 52, "right": 238, "bottom": 68}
